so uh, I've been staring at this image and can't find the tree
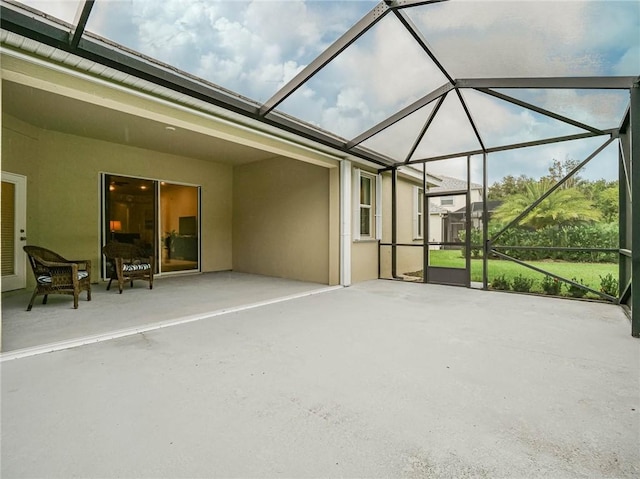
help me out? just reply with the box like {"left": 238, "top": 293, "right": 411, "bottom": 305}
{"left": 544, "top": 157, "right": 583, "bottom": 189}
{"left": 492, "top": 178, "right": 602, "bottom": 230}
{"left": 488, "top": 174, "right": 531, "bottom": 200}
{"left": 594, "top": 185, "right": 619, "bottom": 223}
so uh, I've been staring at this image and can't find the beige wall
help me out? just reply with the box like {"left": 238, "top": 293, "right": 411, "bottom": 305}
{"left": 2, "top": 114, "right": 233, "bottom": 286}
{"left": 233, "top": 156, "right": 336, "bottom": 285}
{"left": 351, "top": 241, "right": 379, "bottom": 283}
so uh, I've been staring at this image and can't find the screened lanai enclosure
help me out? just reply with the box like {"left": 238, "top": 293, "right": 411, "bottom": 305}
{"left": 1, "top": 0, "right": 638, "bottom": 335}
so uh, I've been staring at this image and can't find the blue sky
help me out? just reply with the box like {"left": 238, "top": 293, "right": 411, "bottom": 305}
{"left": 18, "top": 0, "right": 640, "bottom": 182}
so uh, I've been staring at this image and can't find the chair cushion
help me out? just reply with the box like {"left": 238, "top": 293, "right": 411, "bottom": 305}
{"left": 122, "top": 263, "right": 151, "bottom": 272}
{"left": 37, "top": 271, "right": 89, "bottom": 284}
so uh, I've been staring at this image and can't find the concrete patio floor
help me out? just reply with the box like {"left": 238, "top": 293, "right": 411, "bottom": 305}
{"left": 1, "top": 271, "right": 333, "bottom": 353}
{"left": 1, "top": 278, "right": 638, "bottom": 478}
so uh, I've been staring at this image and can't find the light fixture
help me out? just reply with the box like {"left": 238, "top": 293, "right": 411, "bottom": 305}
{"left": 165, "top": 126, "right": 176, "bottom": 131}
{"left": 140, "top": 185, "right": 147, "bottom": 190}
{"left": 109, "top": 220, "right": 122, "bottom": 232}
{"left": 109, "top": 184, "right": 115, "bottom": 191}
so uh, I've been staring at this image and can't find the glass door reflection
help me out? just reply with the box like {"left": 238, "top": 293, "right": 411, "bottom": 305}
{"left": 160, "top": 182, "right": 199, "bottom": 273}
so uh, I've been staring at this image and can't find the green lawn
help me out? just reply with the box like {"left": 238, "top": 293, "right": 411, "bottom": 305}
{"left": 411, "top": 249, "right": 618, "bottom": 297}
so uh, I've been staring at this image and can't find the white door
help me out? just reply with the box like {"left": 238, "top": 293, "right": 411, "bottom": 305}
{"left": 2, "top": 172, "right": 27, "bottom": 292}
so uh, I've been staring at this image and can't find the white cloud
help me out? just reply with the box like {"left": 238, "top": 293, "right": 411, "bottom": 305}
{"left": 614, "top": 44, "right": 640, "bottom": 76}
{"left": 409, "top": 0, "right": 638, "bottom": 77}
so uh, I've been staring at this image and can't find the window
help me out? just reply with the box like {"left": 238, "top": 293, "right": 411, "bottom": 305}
{"left": 360, "top": 174, "right": 373, "bottom": 236}
{"left": 440, "top": 197, "right": 454, "bottom": 206}
{"left": 414, "top": 187, "right": 424, "bottom": 239}
{"left": 353, "top": 169, "right": 379, "bottom": 241}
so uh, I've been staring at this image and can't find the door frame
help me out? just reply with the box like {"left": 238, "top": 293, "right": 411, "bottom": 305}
{"left": 2, "top": 171, "right": 27, "bottom": 292}
{"left": 100, "top": 172, "right": 201, "bottom": 279}
{"left": 423, "top": 189, "right": 471, "bottom": 287}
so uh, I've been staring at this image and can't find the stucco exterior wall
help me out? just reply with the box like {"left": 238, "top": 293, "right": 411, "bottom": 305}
{"left": 233, "top": 157, "right": 334, "bottom": 285}
{"left": 2, "top": 114, "right": 233, "bottom": 286}
{"left": 351, "top": 240, "right": 379, "bottom": 283}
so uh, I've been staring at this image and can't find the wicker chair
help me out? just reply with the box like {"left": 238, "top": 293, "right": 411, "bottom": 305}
{"left": 23, "top": 245, "right": 92, "bottom": 311}
{"left": 102, "top": 241, "right": 154, "bottom": 294}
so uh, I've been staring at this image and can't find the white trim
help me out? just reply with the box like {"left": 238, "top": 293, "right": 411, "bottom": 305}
{"left": 340, "top": 160, "right": 352, "bottom": 286}
{"left": 1, "top": 172, "right": 27, "bottom": 292}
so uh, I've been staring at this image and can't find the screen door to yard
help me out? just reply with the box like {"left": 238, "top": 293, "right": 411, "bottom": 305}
{"left": 424, "top": 191, "right": 471, "bottom": 287}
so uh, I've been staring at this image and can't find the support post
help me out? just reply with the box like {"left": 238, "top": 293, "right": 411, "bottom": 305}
{"left": 465, "top": 156, "right": 472, "bottom": 287}
{"left": 631, "top": 84, "right": 639, "bottom": 336}
{"left": 619, "top": 138, "right": 628, "bottom": 306}
{"left": 482, "top": 152, "right": 489, "bottom": 290}
{"left": 423, "top": 166, "right": 429, "bottom": 283}
{"left": 340, "top": 160, "right": 352, "bottom": 286}
{"left": 391, "top": 167, "right": 398, "bottom": 278}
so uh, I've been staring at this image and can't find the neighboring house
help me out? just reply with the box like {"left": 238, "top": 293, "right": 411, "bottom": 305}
{"left": 446, "top": 200, "right": 502, "bottom": 231}
{"left": 426, "top": 175, "right": 482, "bottom": 247}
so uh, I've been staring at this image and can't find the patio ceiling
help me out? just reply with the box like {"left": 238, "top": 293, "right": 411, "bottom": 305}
{"left": 1, "top": 0, "right": 637, "bottom": 170}
{"left": 2, "top": 80, "right": 279, "bottom": 165}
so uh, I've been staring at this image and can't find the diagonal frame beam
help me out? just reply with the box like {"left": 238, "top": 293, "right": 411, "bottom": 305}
{"left": 69, "top": 0, "right": 94, "bottom": 49}
{"left": 456, "top": 88, "right": 486, "bottom": 152}
{"left": 477, "top": 88, "right": 605, "bottom": 135}
{"left": 491, "top": 250, "right": 617, "bottom": 302}
{"left": 259, "top": 1, "right": 392, "bottom": 116}
{"left": 490, "top": 136, "right": 615, "bottom": 243}
{"left": 392, "top": 8, "right": 454, "bottom": 84}
{"left": 404, "top": 92, "right": 448, "bottom": 163}
{"left": 347, "top": 83, "right": 453, "bottom": 149}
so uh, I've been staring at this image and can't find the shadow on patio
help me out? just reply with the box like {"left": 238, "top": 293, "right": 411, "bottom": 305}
{"left": 1, "top": 271, "right": 334, "bottom": 354}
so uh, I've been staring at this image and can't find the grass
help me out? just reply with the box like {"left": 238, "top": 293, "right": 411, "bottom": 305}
{"left": 407, "top": 249, "right": 618, "bottom": 298}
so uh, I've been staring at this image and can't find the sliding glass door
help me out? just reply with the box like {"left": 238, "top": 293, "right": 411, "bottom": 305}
{"left": 103, "top": 174, "right": 199, "bottom": 276}
{"left": 160, "top": 182, "right": 199, "bottom": 272}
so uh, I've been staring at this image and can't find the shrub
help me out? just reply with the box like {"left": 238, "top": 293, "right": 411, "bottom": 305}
{"left": 512, "top": 274, "right": 535, "bottom": 293}
{"left": 541, "top": 275, "right": 562, "bottom": 295}
{"left": 491, "top": 274, "right": 510, "bottom": 291}
{"left": 458, "top": 228, "right": 483, "bottom": 259}
{"left": 567, "top": 277, "right": 587, "bottom": 298}
{"left": 599, "top": 273, "right": 619, "bottom": 297}
{"left": 491, "top": 222, "right": 618, "bottom": 263}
